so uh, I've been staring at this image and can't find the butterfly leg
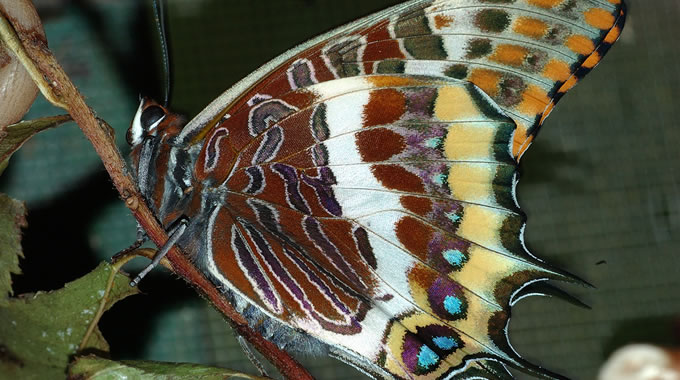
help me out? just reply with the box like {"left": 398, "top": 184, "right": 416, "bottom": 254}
{"left": 111, "top": 223, "right": 148, "bottom": 263}
{"left": 235, "top": 334, "right": 269, "bottom": 377}
{"left": 135, "top": 221, "right": 147, "bottom": 242}
{"left": 129, "top": 218, "right": 188, "bottom": 287}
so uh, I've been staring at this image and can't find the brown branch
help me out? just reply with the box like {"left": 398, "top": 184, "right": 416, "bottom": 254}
{"left": 0, "top": 6, "right": 313, "bottom": 380}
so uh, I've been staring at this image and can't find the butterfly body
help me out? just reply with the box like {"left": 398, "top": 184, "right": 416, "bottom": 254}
{"left": 129, "top": 0, "right": 626, "bottom": 378}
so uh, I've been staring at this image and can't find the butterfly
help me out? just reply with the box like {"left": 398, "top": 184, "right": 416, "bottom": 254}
{"left": 126, "top": 0, "right": 626, "bottom": 378}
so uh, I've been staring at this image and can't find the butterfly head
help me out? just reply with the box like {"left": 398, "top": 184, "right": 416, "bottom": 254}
{"left": 127, "top": 97, "right": 191, "bottom": 224}
{"left": 128, "top": 97, "right": 177, "bottom": 147}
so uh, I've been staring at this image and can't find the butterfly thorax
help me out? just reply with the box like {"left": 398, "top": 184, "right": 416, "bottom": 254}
{"left": 128, "top": 98, "right": 209, "bottom": 229}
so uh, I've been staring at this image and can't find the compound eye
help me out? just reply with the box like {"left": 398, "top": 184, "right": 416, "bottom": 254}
{"left": 128, "top": 100, "right": 168, "bottom": 146}
{"left": 140, "top": 105, "right": 166, "bottom": 130}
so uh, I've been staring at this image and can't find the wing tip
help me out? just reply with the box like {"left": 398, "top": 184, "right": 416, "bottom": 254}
{"left": 523, "top": 0, "right": 627, "bottom": 144}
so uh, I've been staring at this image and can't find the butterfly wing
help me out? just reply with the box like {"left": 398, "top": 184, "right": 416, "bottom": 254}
{"left": 153, "top": 1, "right": 626, "bottom": 378}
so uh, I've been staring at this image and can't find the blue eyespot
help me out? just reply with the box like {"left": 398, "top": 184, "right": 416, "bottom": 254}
{"left": 443, "top": 249, "right": 464, "bottom": 267}
{"left": 433, "top": 336, "right": 458, "bottom": 351}
{"left": 446, "top": 212, "right": 461, "bottom": 223}
{"left": 425, "top": 137, "right": 441, "bottom": 148}
{"left": 417, "top": 345, "right": 440, "bottom": 369}
{"left": 444, "top": 295, "right": 463, "bottom": 315}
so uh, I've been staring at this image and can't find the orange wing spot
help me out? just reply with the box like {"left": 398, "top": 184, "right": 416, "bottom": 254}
{"left": 512, "top": 123, "right": 529, "bottom": 158}
{"left": 542, "top": 59, "right": 572, "bottom": 81}
{"left": 468, "top": 68, "right": 502, "bottom": 97}
{"left": 584, "top": 8, "right": 616, "bottom": 30}
{"left": 518, "top": 84, "right": 550, "bottom": 116}
{"left": 558, "top": 76, "right": 579, "bottom": 94}
{"left": 566, "top": 35, "right": 596, "bottom": 55}
{"left": 539, "top": 102, "right": 556, "bottom": 124}
{"left": 605, "top": 24, "right": 623, "bottom": 44}
{"left": 434, "top": 14, "right": 454, "bottom": 29}
{"left": 516, "top": 134, "right": 534, "bottom": 159}
{"left": 489, "top": 44, "right": 529, "bottom": 67}
{"left": 367, "top": 75, "right": 423, "bottom": 88}
{"left": 527, "top": 0, "right": 563, "bottom": 9}
{"left": 609, "top": 0, "right": 621, "bottom": 3}
{"left": 362, "top": 88, "right": 406, "bottom": 127}
{"left": 513, "top": 17, "right": 548, "bottom": 39}
{"left": 582, "top": 51, "right": 602, "bottom": 69}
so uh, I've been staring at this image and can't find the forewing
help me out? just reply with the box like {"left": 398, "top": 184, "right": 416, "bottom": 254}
{"left": 180, "top": 0, "right": 626, "bottom": 159}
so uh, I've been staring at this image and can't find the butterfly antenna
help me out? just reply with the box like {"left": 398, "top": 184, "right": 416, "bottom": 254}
{"left": 152, "top": 0, "right": 171, "bottom": 106}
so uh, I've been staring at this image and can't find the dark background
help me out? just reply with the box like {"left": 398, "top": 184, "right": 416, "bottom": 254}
{"left": 2, "top": 0, "right": 679, "bottom": 379}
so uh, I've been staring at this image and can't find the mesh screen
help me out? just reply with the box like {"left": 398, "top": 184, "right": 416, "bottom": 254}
{"left": 2, "top": 1, "right": 678, "bottom": 379}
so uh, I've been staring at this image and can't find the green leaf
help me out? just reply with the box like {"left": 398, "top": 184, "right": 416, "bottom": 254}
{"left": 68, "top": 356, "right": 265, "bottom": 380}
{"left": 0, "top": 194, "right": 26, "bottom": 306}
{"left": 0, "top": 115, "right": 71, "bottom": 176}
{"left": 0, "top": 262, "right": 139, "bottom": 379}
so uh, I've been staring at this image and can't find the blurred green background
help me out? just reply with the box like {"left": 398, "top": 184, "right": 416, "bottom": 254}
{"left": 1, "top": 0, "right": 679, "bottom": 379}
